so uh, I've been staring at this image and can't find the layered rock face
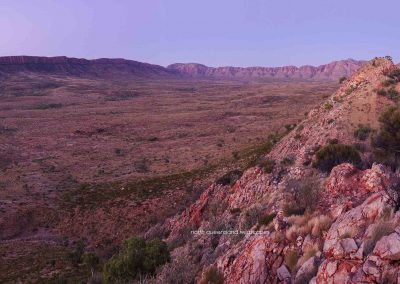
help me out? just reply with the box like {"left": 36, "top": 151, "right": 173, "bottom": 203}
{"left": 153, "top": 58, "right": 400, "bottom": 283}
{"left": 168, "top": 59, "right": 365, "bottom": 80}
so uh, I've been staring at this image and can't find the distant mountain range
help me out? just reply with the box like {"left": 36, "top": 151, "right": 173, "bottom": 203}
{"left": 167, "top": 59, "right": 365, "bottom": 80}
{"left": 0, "top": 56, "right": 365, "bottom": 80}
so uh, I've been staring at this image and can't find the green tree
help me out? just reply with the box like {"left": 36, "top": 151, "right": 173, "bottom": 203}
{"left": 103, "top": 237, "right": 170, "bottom": 283}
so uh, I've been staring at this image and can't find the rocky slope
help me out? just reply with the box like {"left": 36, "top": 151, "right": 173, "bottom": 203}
{"left": 0, "top": 56, "right": 180, "bottom": 78}
{"left": 153, "top": 57, "right": 400, "bottom": 283}
{"left": 168, "top": 59, "right": 365, "bottom": 81}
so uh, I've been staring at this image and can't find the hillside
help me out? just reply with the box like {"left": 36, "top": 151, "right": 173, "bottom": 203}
{"left": 152, "top": 57, "right": 400, "bottom": 283}
{"left": 168, "top": 59, "right": 365, "bottom": 80}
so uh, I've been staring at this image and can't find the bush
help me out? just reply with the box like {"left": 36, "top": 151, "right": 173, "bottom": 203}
{"left": 383, "top": 78, "right": 397, "bottom": 87}
{"left": 377, "top": 88, "right": 399, "bottom": 100}
{"left": 216, "top": 170, "right": 243, "bottom": 186}
{"left": 258, "top": 213, "right": 276, "bottom": 227}
{"left": 199, "top": 266, "right": 224, "bottom": 284}
{"left": 377, "top": 88, "right": 387, "bottom": 96}
{"left": 257, "top": 158, "right": 276, "bottom": 173}
{"left": 286, "top": 176, "right": 321, "bottom": 212}
{"left": 324, "top": 102, "right": 333, "bottom": 110}
{"left": 385, "top": 68, "right": 400, "bottom": 80}
{"left": 363, "top": 222, "right": 394, "bottom": 255}
{"left": 285, "top": 249, "right": 298, "bottom": 272}
{"left": 103, "top": 237, "right": 170, "bottom": 283}
{"left": 313, "top": 143, "right": 362, "bottom": 172}
{"left": 372, "top": 106, "right": 400, "bottom": 169}
{"left": 354, "top": 124, "right": 372, "bottom": 140}
{"left": 283, "top": 205, "right": 306, "bottom": 217}
{"left": 387, "top": 88, "right": 399, "bottom": 100}
{"left": 83, "top": 252, "right": 99, "bottom": 276}
{"left": 281, "top": 157, "right": 294, "bottom": 167}
{"left": 339, "top": 76, "right": 347, "bottom": 84}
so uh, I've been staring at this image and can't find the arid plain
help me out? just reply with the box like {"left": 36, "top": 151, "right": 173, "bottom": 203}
{"left": 0, "top": 71, "right": 339, "bottom": 281}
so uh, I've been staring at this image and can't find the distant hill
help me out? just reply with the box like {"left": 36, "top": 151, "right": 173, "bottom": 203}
{"left": 168, "top": 59, "right": 365, "bottom": 80}
{"left": 0, "top": 56, "right": 180, "bottom": 79}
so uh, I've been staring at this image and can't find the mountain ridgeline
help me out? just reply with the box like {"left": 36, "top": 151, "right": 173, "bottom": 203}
{"left": 0, "top": 56, "right": 364, "bottom": 81}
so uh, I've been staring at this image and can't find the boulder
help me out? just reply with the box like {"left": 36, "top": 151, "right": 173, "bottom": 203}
{"left": 295, "top": 256, "right": 317, "bottom": 283}
{"left": 373, "top": 232, "right": 400, "bottom": 260}
{"left": 277, "top": 264, "right": 291, "bottom": 281}
{"left": 340, "top": 238, "right": 358, "bottom": 254}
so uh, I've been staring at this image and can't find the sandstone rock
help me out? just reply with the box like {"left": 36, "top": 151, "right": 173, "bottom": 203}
{"left": 295, "top": 256, "right": 317, "bottom": 283}
{"left": 373, "top": 232, "right": 400, "bottom": 260}
{"left": 340, "top": 238, "right": 358, "bottom": 254}
{"left": 363, "top": 260, "right": 381, "bottom": 279}
{"left": 324, "top": 193, "right": 387, "bottom": 258}
{"left": 277, "top": 264, "right": 291, "bottom": 281}
{"left": 326, "top": 261, "right": 338, "bottom": 277}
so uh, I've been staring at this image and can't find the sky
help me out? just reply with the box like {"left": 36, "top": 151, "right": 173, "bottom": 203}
{"left": 0, "top": 0, "right": 399, "bottom": 67}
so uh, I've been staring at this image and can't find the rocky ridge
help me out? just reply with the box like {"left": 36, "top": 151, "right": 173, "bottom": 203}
{"left": 0, "top": 56, "right": 180, "bottom": 78}
{"left": 153, "top": 58, "right": 400, "bottom": 283}
{"left": 167, "top": 59, "right": 365, "bottom": 80}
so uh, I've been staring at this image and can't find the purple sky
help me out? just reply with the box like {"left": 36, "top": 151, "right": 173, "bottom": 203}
{"left": 1, "top": 0, "right": 399, "bottom": 67}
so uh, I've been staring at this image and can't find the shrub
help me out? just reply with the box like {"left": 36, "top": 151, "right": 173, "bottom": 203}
{"left": 372, "top": 106, "right": 400, "bottom": 169}
{"left": 377, "top": 88, "right": 387, "bottom": 96}
{"left": 354, "top": 124, "right": 372, "bottom": 140}
{"left": 281, "top": 157, "right": 294, "bottom": 167}
{"left": 385, "top": 68, "right": 400, "bottom": 80}
{"left": 307, "top": 215, "right": 332, "bottom": 237}
{"left": 216, "top": 170, "right": 243, "bottom": 186}
{"left": 324, "top": 102, "right": 333, "bottom": 110}
{"left": 257, "top": 158, "right": 276, "bottom": 173}
{"left": 258, "top": 213, "right": 276, "bottom": 227}
{"left": 83, "top": 253, "right": 99, "bottom": 276}
{"left": 285, "top": 249, "right": 298, "bottom": 272}
{"left": 363, "top": 222, "right": 394, "bottom": 255}
{"left": 199, "top": 266, "right": 224, "bottom": 284}
{"left": 387, "top": 88, "right": 399, "bottom": 100}
{"left": 339, "top": 76, "right": 347, "bottom": 84}
{"left": 286, "top": 176, "right": 321, "bottom": 212}
{"left": 68, "top": 240, "right": 85, "bottom": 267}
{"left": 383, "top": 78, "right": 397, "bottom": 87}
{"left": 285, "top": 123, "right": 297, "bottom": 133}
{"left": 313, "top": 143, "right": 362, "bottom": 172}
{"left": 283, "top": 205, "right": 306, "bottom": 217}
{"left": 103, "top": 237, "right": 170, "bottom": 283}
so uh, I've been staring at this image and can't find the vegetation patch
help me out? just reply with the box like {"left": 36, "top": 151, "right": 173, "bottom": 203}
{"left": 199, "top": 266, "right": 224, "bottom": 284}
{"left": 216, "top": 169, "right": 243, "bottom": 186}
{"left": 313, "top": 143, "right": 362, "bottom": 172}
{"left": 354, "top": 124, "right": 372, "bottom": 141}
{"left": 258, "top": 213, "right": 276, "bottom": 227}
{"left": 372, "top": 106, "right": 400, "bottom": 169}
{"left": 103, "top": 237, "right": 170, "bottom": 283}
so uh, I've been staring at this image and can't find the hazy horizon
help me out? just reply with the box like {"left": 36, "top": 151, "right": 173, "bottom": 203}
{"left": 1, "top": 0, "right": 399, "bottom": 67}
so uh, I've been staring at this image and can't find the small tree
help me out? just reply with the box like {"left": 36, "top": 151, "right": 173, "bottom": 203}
{"left": 103, "top": 237, "right": 170, "bottom": 283}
